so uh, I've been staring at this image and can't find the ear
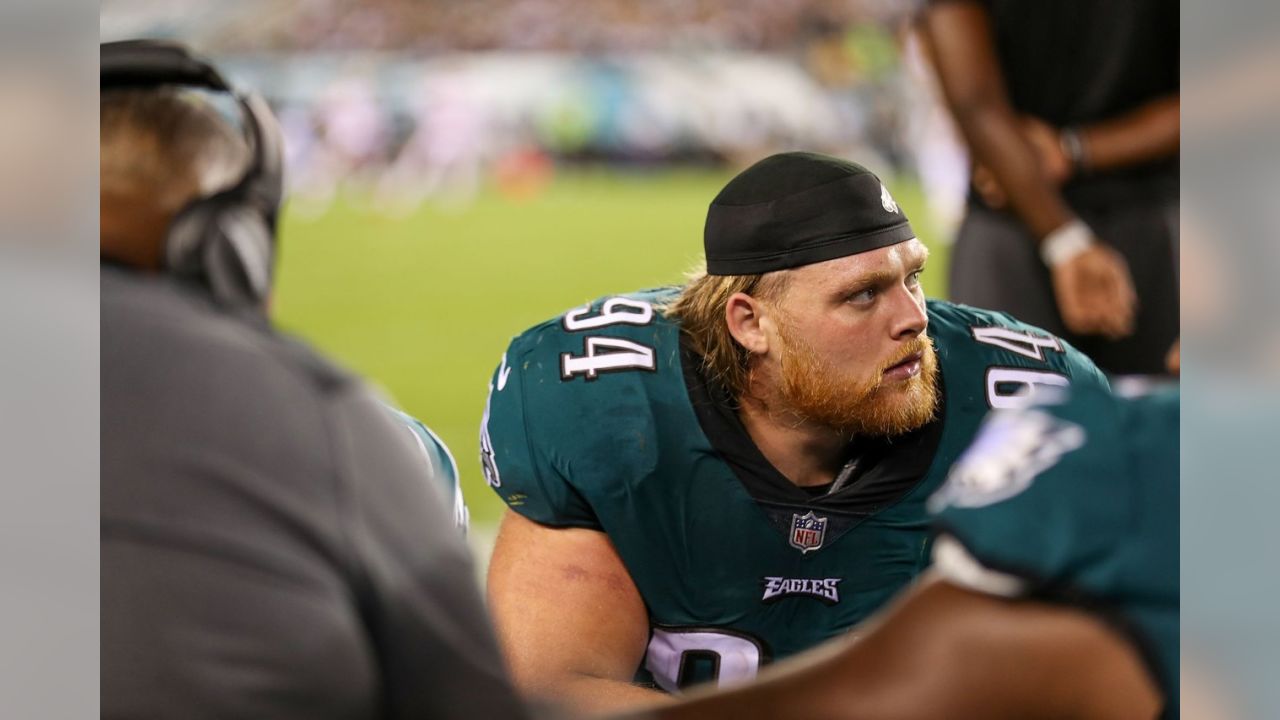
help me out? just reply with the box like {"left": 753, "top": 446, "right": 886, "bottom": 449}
{"left": 726, "top": 292, "right": 773, "bottom": 355}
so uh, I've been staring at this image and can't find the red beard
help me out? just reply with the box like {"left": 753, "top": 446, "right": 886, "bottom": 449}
{"left": 771, "top": 330, "right": 940, "bottom": 438}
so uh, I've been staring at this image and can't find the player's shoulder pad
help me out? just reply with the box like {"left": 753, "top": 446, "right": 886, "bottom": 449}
{"left": 480, "top": 288, "right": 684, "bottom": 527}
{"left": 927, "top": 299, "right": 1109, "bottom": 396}
{"left": 504, "top": 286, "right": 681, "bottom": 367}
{"left": 927, "top": 299, "right": 1072, "bottom": 364}
{"left": 929, "top": 384, "right": 1131, "bottom": 584}
{"left": 386, "top": 405, "right": 469, "bottom": 532}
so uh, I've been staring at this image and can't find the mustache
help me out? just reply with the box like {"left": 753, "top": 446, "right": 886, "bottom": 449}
{"left": 877, "top": 334, "right": 934, "bottom": 375}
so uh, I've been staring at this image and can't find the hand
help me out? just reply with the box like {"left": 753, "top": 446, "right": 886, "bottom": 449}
{"left": 971, "top": 116, "right": 1072, "bottom": 208}
{"left": 1050, "top": 243, "right": 1137, "bottom": 339}
{"left": 1019, "top": 116, "right": 1073, "bottom": 184}
{"left": 971, "top": 163, "right": 1007, "bottom": 207}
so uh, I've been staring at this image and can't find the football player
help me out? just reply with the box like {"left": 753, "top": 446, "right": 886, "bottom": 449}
{"left": 482, "top": 152, "right": 1110, "bottom": 712}
{"left": 639, "top": 383, "right": 1178, "bottom": 719}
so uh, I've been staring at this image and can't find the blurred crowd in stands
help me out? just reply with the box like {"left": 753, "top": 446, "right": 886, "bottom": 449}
{"left": 106, "top": 0, "right": 908, "bottom": 54}
{"left": 102, "top": 0, "right": 966, "bottom": 224}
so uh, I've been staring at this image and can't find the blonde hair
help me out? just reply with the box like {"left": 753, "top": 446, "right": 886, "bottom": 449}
{"left": 100, "top": 88, "right": 249, "bottom": 214}
{"left": 663, "top": 266, "right": 789, "bottom": 400}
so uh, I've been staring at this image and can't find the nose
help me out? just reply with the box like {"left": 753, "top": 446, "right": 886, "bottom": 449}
{"left": 888, "top": 286, "right": 928, "bottom": 341}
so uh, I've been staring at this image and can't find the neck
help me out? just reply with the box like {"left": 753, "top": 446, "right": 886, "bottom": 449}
{"left": 737, "top": 391, "right": 848, "bottom": 488}
{"left": 100, "top": 191, "right": 172, "bottom": 271}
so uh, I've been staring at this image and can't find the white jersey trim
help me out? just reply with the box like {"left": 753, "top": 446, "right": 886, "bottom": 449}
{"left": 932, "top": 534, "right": 1028, "bottom": 599}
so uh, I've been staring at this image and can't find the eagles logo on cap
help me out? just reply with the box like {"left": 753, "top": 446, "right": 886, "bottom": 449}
{"left": 880, "top": 183, "right": 899, "bottom": 214}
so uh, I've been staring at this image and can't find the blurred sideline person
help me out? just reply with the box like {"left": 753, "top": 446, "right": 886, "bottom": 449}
{"left": 481, "top": 152, "right": 1109, "bottom": 713}
{"left": 921, "top": 0, "right": 1179, "bottom": 376}
{"left": 635, "top": 383, "right": 1178, "bottom": 720}
{"left": 100, "top": 40, "right": 528, "bottom": 720}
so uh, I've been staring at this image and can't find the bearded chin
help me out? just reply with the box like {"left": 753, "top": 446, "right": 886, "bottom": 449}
{"left": 777, "top": 337, "right": 940, "bottom": 438}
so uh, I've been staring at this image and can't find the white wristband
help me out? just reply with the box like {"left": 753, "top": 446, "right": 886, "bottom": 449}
{"left": 1040, "top": 219, "right": 1095, "bottom": 267}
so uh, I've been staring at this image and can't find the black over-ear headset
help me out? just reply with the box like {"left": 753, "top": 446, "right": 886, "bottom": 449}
{"left": 101, "top": 39, "right": 285, "bottom": 308}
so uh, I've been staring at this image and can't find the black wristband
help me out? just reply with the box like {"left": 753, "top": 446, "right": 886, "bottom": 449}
{"left": 1059, "top": 127, "right": 1089, "bottom": 173}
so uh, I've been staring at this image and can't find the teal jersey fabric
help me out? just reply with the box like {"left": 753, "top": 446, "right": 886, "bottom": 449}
{"left": 388, "top": 406, "right": 469, "bottom": 533}
{"left": 931, "top": 385, "right": 1178, "bottom": 718}
{"left": 481, "top": 287, "right": 1108, "bottom": 691}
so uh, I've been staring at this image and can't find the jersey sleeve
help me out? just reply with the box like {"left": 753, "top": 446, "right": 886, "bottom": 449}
{"left": 928, "top": 385, "right": 1132, "bottom": 594}
{"left": 480, "top": 337, "right": 601, "bottom": 529}
{"left": 1056, "top": 334, "right": 1111, "bottom": 394}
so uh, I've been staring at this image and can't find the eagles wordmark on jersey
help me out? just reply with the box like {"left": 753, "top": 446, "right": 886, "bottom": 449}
{"left": 482, "top": 287, "right": 1109, "bottom": 692}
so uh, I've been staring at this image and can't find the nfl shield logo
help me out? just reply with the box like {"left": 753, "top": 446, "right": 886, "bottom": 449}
{"left": 789, "top": 511, "right": 828, "bottom": 554}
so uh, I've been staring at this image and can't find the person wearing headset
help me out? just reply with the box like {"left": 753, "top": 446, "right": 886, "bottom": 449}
{"left": 99, "top": 40, "right": 527, "bottom": 720}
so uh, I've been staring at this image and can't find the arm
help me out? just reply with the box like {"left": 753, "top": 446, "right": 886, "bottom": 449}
{"left": 919, "top": 2, "right": 1071, "bottom": 239}
{"left": 1077, "top": 94, "right": 1179, "bottom": 173}
{"left": 631, "top": 575, "right": 1160, "bottom": 720}
{"left": 488, "top": 509, "right": 672, "bottom": 715}
{"left": 920, "top": 2, "right": 1136, "bottom": 339}
{"left": 1005, "top": 95, "right": 1180, "bottom": 191}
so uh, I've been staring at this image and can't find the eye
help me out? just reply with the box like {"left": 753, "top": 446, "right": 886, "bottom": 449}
{"left": 906, "top": 269, "right": 923, "bottom": 288}
{"left": 848, "top": 287, "right": 876, "bottom": 305}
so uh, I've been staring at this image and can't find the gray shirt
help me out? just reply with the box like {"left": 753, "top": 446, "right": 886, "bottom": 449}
{"left": 102, "top": 267, "right": 528, "bottom": 720}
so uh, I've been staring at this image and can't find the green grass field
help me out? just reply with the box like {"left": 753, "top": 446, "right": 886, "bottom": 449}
{"left": 272, "top": 167, "right": 948, "bottom": 528}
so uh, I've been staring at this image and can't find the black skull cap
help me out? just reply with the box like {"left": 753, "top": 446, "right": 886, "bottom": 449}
{"left": 704, "top": 152, "right": 915, "bottom": 275}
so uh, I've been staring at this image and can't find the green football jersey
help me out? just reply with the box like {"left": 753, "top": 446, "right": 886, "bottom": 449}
{"left": 481, "top": 287, "right": 1109, "bottom": 692}
{"left": 930, "top": 384, "right": 1178, "bottom": 718}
